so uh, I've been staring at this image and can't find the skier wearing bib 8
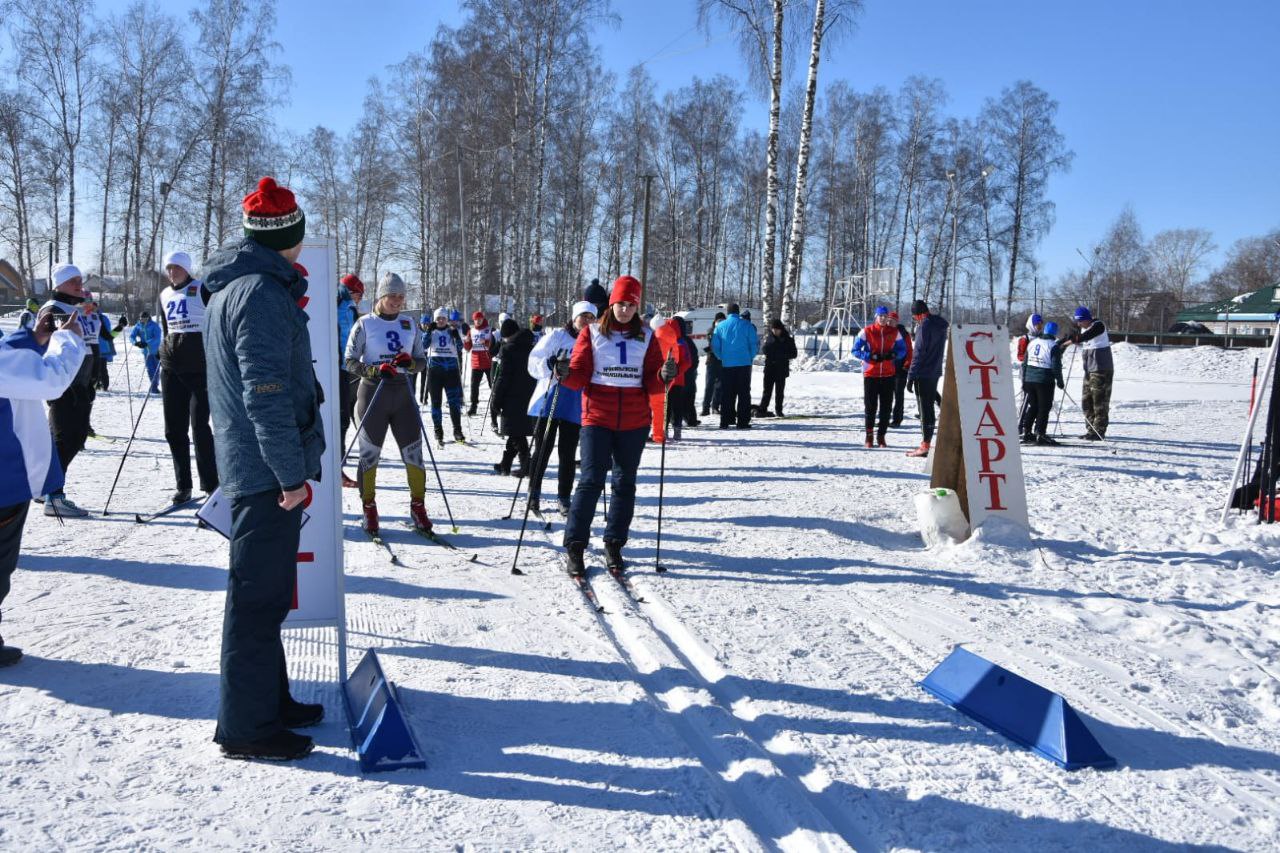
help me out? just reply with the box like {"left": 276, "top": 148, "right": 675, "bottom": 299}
{"left": 424, "top": 307, "right": 467, "bottom": 444}
{"left": 558, "top": 276, "right": 678, "bottom": 576}
{"left": 343, "top": 272, "right": 432, "bottom": 535}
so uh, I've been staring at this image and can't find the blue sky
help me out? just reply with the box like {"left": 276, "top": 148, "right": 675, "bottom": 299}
{"left": 111, "top": 0, "right": 1280, "bottom": 283}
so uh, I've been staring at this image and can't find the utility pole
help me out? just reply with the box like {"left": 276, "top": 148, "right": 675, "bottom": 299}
{"left": 639, "top": 174, "right": 654, "bottom": 290}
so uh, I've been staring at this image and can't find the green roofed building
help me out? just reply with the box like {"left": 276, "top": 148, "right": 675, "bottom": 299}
{"left": 1177, "top": 285, "right": 1280, "bottom": 335}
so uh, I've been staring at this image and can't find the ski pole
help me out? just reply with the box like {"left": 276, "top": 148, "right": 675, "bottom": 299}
{"left": 504, "top": 372, "right": 561, "bottom": 520}
{"left": 1250, "top": 356, "right": 1260, "bottom": 414}
{"left": 1052, "top": 346, "right": 1078, "bottom": 437}
{"left": 509, "top": 383, "right": 564, "bottom": 576}
{"left": 339, "top": 374, "right": 389, "bottom": 467}
{"left": 479, "top": 360, "right": 502, "bottom": 437}
{"left": 121, "top": 336, "right": 136, "bottom": 429}
{"left": 405, "top": 375, "right": 458, "bottom": 532}
{"left": 102, "top": 378, "right": 159, "bottom": 516}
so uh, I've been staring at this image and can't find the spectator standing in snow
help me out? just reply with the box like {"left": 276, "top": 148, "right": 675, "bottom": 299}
{"left": 525, "top": 302, "right": 593, "bottom": 515}
{"left": 558, "top": 275, "right": 677, "bottom": 576}
{"left": 650, "top": 316, "right": 691, "bottom": 442}
{"left": 130, "top": 312, "right": 162, "bottom": 393}
{"left": 76, "top": 293, "right": 106, "bottom": 435}
{"left": 679, "top": 318, "right": 700, "bottom": 426}
{"left": 203, "top": 176, "right": 324, "bottom": 762}
{"left": 40, "top": 264, "right": 94, "bottom": 517}
{"left": 711, "top": 304, "right": 758, "bottom": 429}
{"left": 756, "top": 318, "right": 797, "bottom": 418}
{"left": 889, "top": 311, "right": 914, "bottom": 427}
{"left": 0, "top": 309, "right": 86, "bottom": 666}
{"left": 1068, "top": 306, "right": 1114, "bottom": 440}
{"left": 1021, "top": 320, "right": 1066, "bottom": 445}
{"left": 701, "top": 311, "right": 726, "bottom": 418}
{"left": 853, "top": 306, "right": 906, "bottom": 448}
{"left": 492, "top": 318, "right": 537, "bottom": 474}
{"left": 336, "top": 273, "right": 363, "bottom": 460}
{"left": 95, "top": 310, "right": 116, "bottom": 391}
{"left": 904, "top": 299, "right": 948, "bottom": 459}
{"left": 157, "top": 251, "right": 218, "bottom": 504}
{"left": 16, "top": 297, "right": 39, "bottom": 332}
{"left": 1015, "top": 313, "right": 1043, "bottom": 439}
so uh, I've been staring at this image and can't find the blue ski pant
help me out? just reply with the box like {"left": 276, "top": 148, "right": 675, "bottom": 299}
{"left": 564, "top": 425, "right": 647, "bottom": 548}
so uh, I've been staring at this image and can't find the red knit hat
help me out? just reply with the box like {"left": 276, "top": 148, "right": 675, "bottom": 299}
{"left": 341, "top": 273, "right": 364, "bottom": 296}
{"left": 888, "top": 310, "right": 900, "bottom": 322}
{"left": 472, "top": 310, "right": 485, "bottom": 320}
{"left": 243, "top": 177, "right": 305, "bottom": 251}
{"left": 610, "top": 275, "right": 642, "bottom": 306}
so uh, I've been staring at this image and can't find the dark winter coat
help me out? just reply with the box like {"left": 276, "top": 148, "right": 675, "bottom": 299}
{"left": 1022, "top": 333, "right": 1065, "bottom": 386}
{"left": 907, "top": 313, "right": 949, "bottom": 380}
{"left": 203, "top": 237, "right": 325, "bottom": 498}
{"left": 492, "top": 328, "right": 537, "bottom": 437}
{"left": 762, "top": 330, "right": 798, "bottom": 380}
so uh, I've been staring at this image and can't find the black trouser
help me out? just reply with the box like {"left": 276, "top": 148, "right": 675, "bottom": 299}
{"left": 892, "top": 369, "right": 909, "bottom": 425}
{"left": 683, "top": 375, "right": 699, "bottom": 424}
{"left": 48, "top": 355, "right": 94, "bottom": 479}
{"left": 84, "top": 350, "right": 99, "bottom": 408}
{"left": 1026, "top": 381, "right": 1056, "bottom": 436}
{"left": 864, "top": 376, "right": 895, "bottom": 434}
{"left": 215, "top": 488, "right": 303, "bottom": 745}
{"left": 759, "top": 368, "right": 786, "bottom": 415}
{"left": 529, "top": 416, "right": 581, "bottom": 505}
{"left": 95, "top": 354, "right": 111, "bottom": 390}
{"left": 162, "top": 368, "right": 219, "bottom": 493}
{"left": 914, "top": 376, "right": 941, "bottom": 443}
{"left": 1017, "top": 380, "right": 1034, "bottom": 437}
{"left": 702, "top": 360, "right": 722, "bottom": 415}
{"left": 500, "top": 436, "right": 530, "bottom": 472}
{"left": 469, "top": 365, "right": 492, "bottom": 410}
{"left": 719, "top": 365, "right": 753, "bottom": 428}
{"left": 339, "top": 369, "right": 359, "bottom": 449}
{"left": 0, "top": 502, "right": 29, "bottom": 634}
{"left": 664, "top": 385, "right": 685, "bottom": 440}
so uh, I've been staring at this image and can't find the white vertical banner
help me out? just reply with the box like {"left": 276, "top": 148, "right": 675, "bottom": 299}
{"left": 951, "top": 324, "right": 1029, "bottom": 530}
{"left": 287, "top": 238, "right": 345, "bottom": 629}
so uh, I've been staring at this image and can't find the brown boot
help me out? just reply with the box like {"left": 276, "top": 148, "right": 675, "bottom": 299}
{"left": 906, "top": 441, "right": 930, "bottom": 458}
{"left": 864, "top": 428, "right": 874, "bottom": 449}
{"left": 877, "top": 429, "right": 888, "bottom": 448}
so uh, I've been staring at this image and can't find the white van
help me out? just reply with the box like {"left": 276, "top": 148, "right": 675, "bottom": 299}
{"left": 675, "top": 305, "right": 764, "bottom": 350}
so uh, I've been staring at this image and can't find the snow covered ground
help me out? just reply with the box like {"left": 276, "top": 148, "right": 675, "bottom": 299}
{"left": 1, "top": 341, "right": 1278, "bottom": 851}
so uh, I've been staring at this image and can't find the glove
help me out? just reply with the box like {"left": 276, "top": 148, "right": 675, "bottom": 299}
{"left": 659, "top": 354, "right": 678, "bottom": 383}
{"left": 1056, "top": 378, "right": 1065, "bottom": 390}
{"left": 393, "top": 351, "right": 413, "bottom": 368}
{"left": 378, "top": 362, "right": 399, "bottom": 380}
{"left": 554, "top": 356, "right": 571, "bottom": 379}
{"left": 906, "top": 378, "right": 917, "bottom": 394}
{"left": 133, "top": 340, "right": 146, "bottom": 349}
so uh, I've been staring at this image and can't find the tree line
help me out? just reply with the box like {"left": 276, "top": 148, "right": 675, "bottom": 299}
{"left": 3, "top": 0, "right": 1172, "bottom": 331}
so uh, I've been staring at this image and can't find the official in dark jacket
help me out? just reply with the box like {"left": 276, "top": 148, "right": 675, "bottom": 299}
{"left": 700, "top": 311, "right": 726, "bottom": 417}
{"left": 756, "top": 319, "right": 797, "bottom": 417}
{"left": 679, "top": 318, "right": 700, "bottom": 426}
{"left": 202, "top": 177, "right": 323, "bottom": 762}
{"left": 491, "top": 320, "right": 536, "bottom": 474}
{"left": 904, "top": 299, "right": 948, "bottom": 457}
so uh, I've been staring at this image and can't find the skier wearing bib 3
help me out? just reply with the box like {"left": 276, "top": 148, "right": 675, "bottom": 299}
{"left": 344, "top": 272, "right": 432, "bottom": 535}
{"left": 424, "top": 307, "right": 467, "bottom": 445}
{"left": 558, "top": 276, "right": 678, "bottom": 576}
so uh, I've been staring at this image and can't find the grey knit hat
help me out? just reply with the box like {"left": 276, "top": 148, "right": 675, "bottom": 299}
{"left": 377, "top": 272, "right": 406, "bottom": 300}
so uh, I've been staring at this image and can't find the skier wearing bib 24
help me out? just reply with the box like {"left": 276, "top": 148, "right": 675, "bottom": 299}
{"left": 343, "top": 272, "right": 432, "bottom": 535}
{"left": 158, "top": 251, "right": 218, "bottom": 503}
{"left": 424, "top": 307, "right": 467, "bottom": 445}
{"left": 557, "top": 276, "right": 679, "bottom": 577}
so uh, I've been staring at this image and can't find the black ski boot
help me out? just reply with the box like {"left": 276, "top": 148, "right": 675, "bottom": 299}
{"left": 565, "top": 541, "right": 587, "bottom": 577}
{"left": 434, "top": 425, "right": 445, "bottom": 446}
{"left": 1036, "top": 434, "right": 1060, "bottom": 446}
{"left": 0, "top": 635, "right": 22, "bottom": 668}
{"left": 453, "top": 427, "right": 466, "bottom": 444}
{"left": 171, "top": 488, "right": 192, "bottom": 504}
{"left": 220, "top": 730, "right": 314, "bottom": 762}
{"left": 603, "top": 539, "right": 625, "bottom": 574}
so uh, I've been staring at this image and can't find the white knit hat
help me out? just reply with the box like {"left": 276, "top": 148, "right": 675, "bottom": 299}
{"left": 52, "top": 263, "right": 82, "bottom": 287}
{"left": 571, "top": 300, "right": 596, "bottom": 320}
{"left": 163, "top": 251, "right": 194, "bottom": 276}
{"left": 433, "top": 307, "right": 447, "bottom": 320}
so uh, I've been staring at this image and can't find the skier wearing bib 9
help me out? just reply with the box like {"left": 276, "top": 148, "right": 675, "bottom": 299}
{"left": 343, "top": 272, "right": 432, "bottom": 535}
{"left": 557, "top": 276, "right": 678, "bottom": 576}
{"left": 1020, "top": 320, "right": 1066, "bottom": 446}
{"left": 157, "top": 251, "right": 218, "bottom": 503}
{"left": 423, "top": 307, "right": 467, "bottom": 445}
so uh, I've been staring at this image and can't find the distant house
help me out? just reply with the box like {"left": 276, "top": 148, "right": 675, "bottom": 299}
{"left": 0, "top": 259, "right": 22, "bottom": 301}
{"left": 1176, "top": 285, "right": 1280, "bottom": 335}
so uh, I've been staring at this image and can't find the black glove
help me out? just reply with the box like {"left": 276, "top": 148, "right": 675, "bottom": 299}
{"left": 659, "top": 354, "right": 678, "bottom": 382}
{"left": 554, "top": 356, "right": 571, "bottom": 379}
{"left": 906, "top": 377, "right": 917, "bottom": 394}
{"left": 133, "top": 341, "right": 146, "bottom": 349}
{"left": 1056, "top": 378, "right": 1065, "bottom": 389}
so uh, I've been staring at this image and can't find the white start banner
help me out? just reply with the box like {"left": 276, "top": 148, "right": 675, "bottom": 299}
{"left": 197, "top": 238, "right": 345, "bottom": 629}
{"left": 950, "top": 323, "right": 1029, "bottom": 530}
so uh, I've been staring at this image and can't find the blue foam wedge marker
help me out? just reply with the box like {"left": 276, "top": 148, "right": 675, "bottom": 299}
{"left": 343, "top": 649, "right": 427, "bottom": 773}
